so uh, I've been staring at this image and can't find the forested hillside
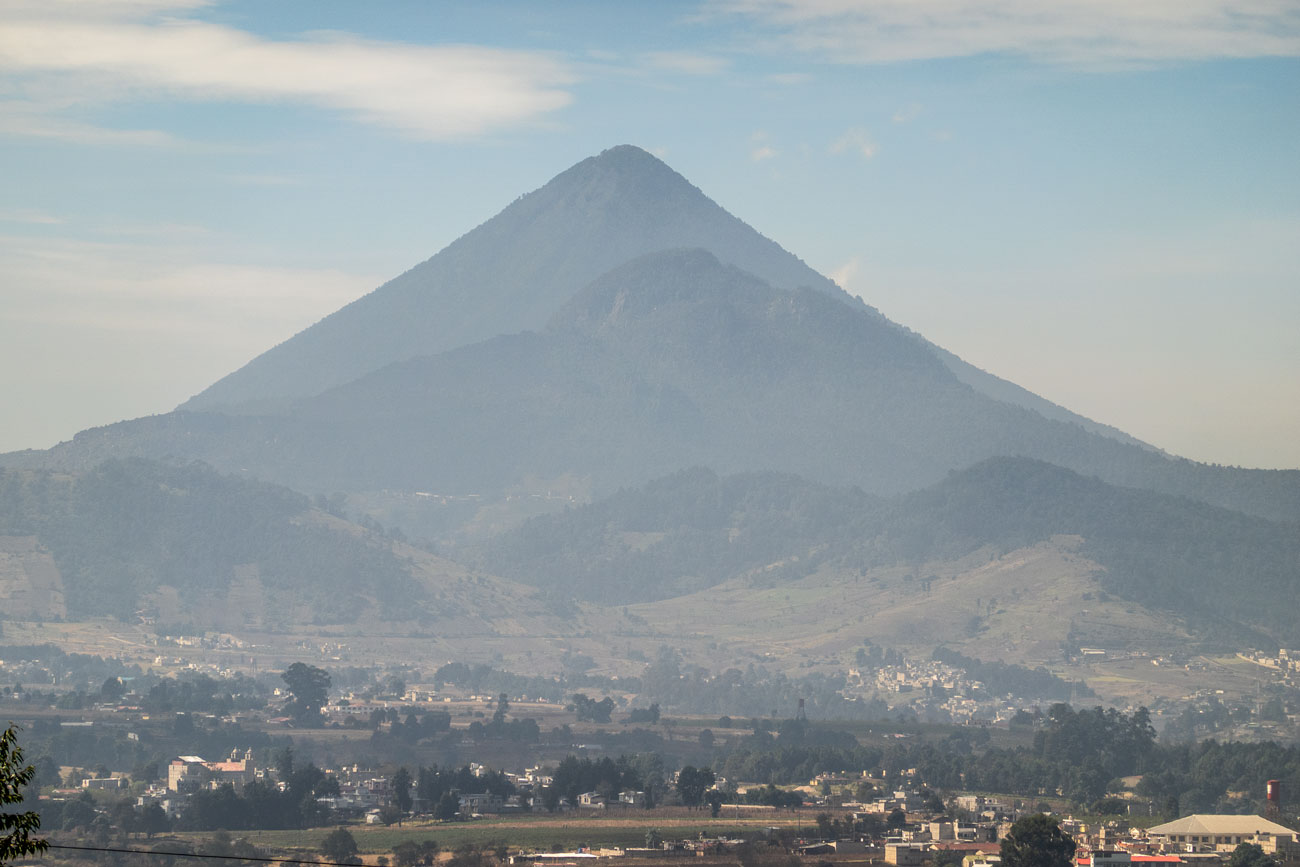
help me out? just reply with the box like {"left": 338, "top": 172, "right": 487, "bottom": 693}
{"left": 854, "top": 457, "right": 1300, "bottom": 643}
{"left": 0, "top": 460, "right": 420, "bottom": 623}
{"left": 477, "top": 457, "right": 1300, "bottom": 644}
{"left": 472, "top": 467, "right": 875, "bottom": 603}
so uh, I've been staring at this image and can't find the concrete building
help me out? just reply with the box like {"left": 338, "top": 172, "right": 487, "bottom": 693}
{"left": 167, "top": 749, "right": 256, "bottom": 794}
{"left": 1146, "top": 815, "right": 1296, "bottom": 854}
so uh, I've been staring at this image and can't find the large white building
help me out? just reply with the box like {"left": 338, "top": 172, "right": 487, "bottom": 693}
{"left": 1146, "top": 815, "right": 1297, "bottom": 854}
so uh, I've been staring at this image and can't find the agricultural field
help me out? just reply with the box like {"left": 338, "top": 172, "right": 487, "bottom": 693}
{"left": 178, "top": 811, "right": 816, "bottom": 856}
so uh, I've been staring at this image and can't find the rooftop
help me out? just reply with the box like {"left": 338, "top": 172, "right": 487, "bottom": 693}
{"left": 1147, "top": 815, "right": 1295, "bottom": 837}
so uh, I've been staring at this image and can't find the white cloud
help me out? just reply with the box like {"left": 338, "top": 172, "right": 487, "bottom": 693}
{"left": 0, "top": 234, "right": 376, "bottom": 340}
{"left": 224, "top": 173, "right": 302, "bottom": 188}
{"left": 892, "top": 103, "right": 923, "bottom": 123}
{"left": 0, "top": 2, "right": 575, "bottom": 142}
{"left": 766, "top": 71, "right": 813, "bottom": 85}
{"left": 709, "top": 0, "right": 1300, "bottom": 65}
{"left": 643, "top": 50, "right": 731, "bottom": 75}
{"left": 829, "top": 256, "right": 862, "bottom": 295}
{"left": 0, "top": 101, "right": 186, "bottom": 147}
{"left": 751, "top": 145, "right": 777, "bottom": 161}
{"left": 0, "top": 209, "right": 63, "bottom": 225}
{"left": 0, "top": 229, "right": 384, "bottom": 450}
{"left": 830, "top": 128, "right": 876, "bottom": 158}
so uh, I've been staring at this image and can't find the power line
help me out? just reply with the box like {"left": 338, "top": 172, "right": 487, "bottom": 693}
{"left": 45, "top": 842, "right": 364, "bottom": 867}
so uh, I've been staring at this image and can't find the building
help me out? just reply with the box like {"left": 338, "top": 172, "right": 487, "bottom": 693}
{"left": 1146, "top": 815, "right": 1296, "bottom": 854}
{"left": 459, "top": 792, "right": 504, "bottom": 814}
{"left": 885, "top": 844, "right": 929, "bottom": 866}
{"left": 82, "top": 776, "right": 129, "bottom": 790}
{"left": 167, "top": 750, "right": 256, "bottom": 794}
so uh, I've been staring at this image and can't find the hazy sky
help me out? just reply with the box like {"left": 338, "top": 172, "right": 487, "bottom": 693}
{"left": 2, "top": 0, "right": 1297, "bottom": 468}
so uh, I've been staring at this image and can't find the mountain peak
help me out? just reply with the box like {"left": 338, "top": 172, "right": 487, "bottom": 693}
{"left": 523, "top": 145, "right": 713, "bottom": 223}
{"left": 180, "top": 146, "right": 842, "bottom": 412}
{"left": 593, "top": 143, "right": 671, "bottom": 167}
{"left": 579, "top": 144, "right": 678, "bottom": 179}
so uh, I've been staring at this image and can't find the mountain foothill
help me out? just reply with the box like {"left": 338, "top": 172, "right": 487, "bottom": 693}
{"left": 1, "top": 145, "right": 1296, "bottom": 670}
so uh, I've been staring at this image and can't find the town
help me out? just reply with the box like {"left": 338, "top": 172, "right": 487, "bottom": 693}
{"left": 7, "top": 649, "right": 1300, "bottom": 867}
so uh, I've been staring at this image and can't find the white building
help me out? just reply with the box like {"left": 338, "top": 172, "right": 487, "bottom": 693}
{"left": 1146, "top": 815, "right": 1296, "bottom": 854}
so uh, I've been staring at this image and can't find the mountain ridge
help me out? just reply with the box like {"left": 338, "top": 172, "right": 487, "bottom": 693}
{"left": 181, "top": 145, "right": 850, "bottom": 413}
{"left": 177, "top": 145, "right": 1146, "bottom": 455}
{"left": 476, "top": 455, "right": 1300, "bottom": 645}
{"left": 5, "top": 248, "right": 1299, "bottom": 523}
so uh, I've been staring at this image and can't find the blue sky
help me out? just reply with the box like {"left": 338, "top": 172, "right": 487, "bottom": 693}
{"left": 1, "top": 0, "right": 1297, "bottom": 468}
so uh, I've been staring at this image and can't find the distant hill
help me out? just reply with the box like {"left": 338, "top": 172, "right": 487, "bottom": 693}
{"left": 859, "top": 457, "right": 1300, "bottom": 644}
{"left": 0, "top": 459, "right": 555, "bottom": 631}
{"left": 472, "top": 466, "right": 877, "bottom": 603}
{"left": 476, "top": 456, "right": 1300, "bottom": 646}
{"left": 8, "top": 248, "right": 1299, "bottom": 524}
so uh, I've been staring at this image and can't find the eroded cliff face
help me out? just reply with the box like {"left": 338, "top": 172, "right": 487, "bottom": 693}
{"left": 0, "top": 535, "right": 66, "bottom": 619}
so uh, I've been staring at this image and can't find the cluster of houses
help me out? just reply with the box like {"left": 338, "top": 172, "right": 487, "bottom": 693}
{"left": 504, "top": 811, "right": 1300, "bottom": 866}
{"left": 1239, "top": 649, "right": 1300, "bottom": 678}
{"left": 85, "top": 746, "right": 1300, "bottom": 867}
{"left": 878, "top": 813, "right": 1300, "bottom": 867}
{"left": 842, "top": 658, "right": 1033, "bottom": 725}
{"left": 140, "top": 751, "right": 656, "bottom": 824}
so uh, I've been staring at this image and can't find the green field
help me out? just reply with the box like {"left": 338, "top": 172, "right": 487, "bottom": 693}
{"left": 190, "top": 813, "right": 811, "bottom": 855}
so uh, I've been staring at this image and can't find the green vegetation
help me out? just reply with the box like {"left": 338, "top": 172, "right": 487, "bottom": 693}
{"left": 1000, "top": 814, "right": 1076, "bottom": 867}
{"left": 282, "top": 663, "right": 331, "bottom": 725}
{"left": 1, "top": 724, "right": 47, "bottom": 865}
{"left": 478, "top": 457, "right": 1300, "bottom": 646}
{"left": 931, "top": 648, "right": 1086, "bottom": 701}
{"left": 1228, "top": 842, "right": 1279, "bottom": 867}
{"left": 475, "top": 466, "right": 873, "bottom": 604}
{"left": 0, "top": 459, "right": 420, "bottom": 622}
{"left": 859, "top": 457, "right": 1300, "bottom": 645}
{"left": 229, "top": 816, "right": 805, "bottom": 854}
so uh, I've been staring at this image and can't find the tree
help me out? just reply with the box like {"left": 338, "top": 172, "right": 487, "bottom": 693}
{"left": 391, "top": 767, "right": 413, "bottom": 819}
{"left": 434, "top": 791, "right": 459, "bottom": 821}
{"left": 394, "top": 840, "right": 440, "bottom": 867}
{"left": 570, "top": 694, "right": 614, "bottom": 723}
{"left": 321, "top": 828, "right": 359, "bottom": 864}
{"left": 1227, "top": 843, "right": 1278, "bottom": 867}
{"left": 1259, "top": 698, "right": 1287, "bottom": 723}
{"left": 393, "top": 841, "right": 422, "bottom": 867}
{"left": 675, "top": 766, "right": 715, "bottom": 808}
{"left": 138, "top": 803, "right": 170, "bottom": 838}
{"left": 275, "top": 745, "right": 295, "bottom": 781}
{"left": 2, "top": 725, "right": 48, "bottom": 865}
{"left": 1000, "top": 814, "right": 1077, "bottom": 867}
{"left": 282, "top": 663, "right": 331, "bottom": 724}
{"left": 933, "top": 849, "right": 966, "bottom": 867}
{"left": 100, "top": 677, "right": 126, "bottom": 702}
